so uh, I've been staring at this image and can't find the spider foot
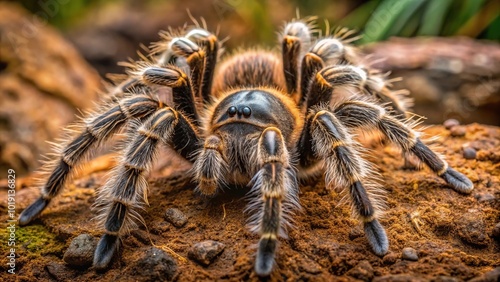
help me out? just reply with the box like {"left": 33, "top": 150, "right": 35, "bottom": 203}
{"left": 93, "top": 234, "right": 120, "bottom": 270}
{"left": 364, "top": 219, "right": 389, "bottom": 256}
{"left": 441, "top": 167, "right": 473, "bottom": 194}
{"left": 255, "top": 236, "right": 277, "bottom": 277}
{"left": 18, "top": 197, "right": 50, "bottom": 226}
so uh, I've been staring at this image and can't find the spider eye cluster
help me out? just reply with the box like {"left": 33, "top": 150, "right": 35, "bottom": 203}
{"left": 227, "top": 106, "right": 252, "bottom": 117}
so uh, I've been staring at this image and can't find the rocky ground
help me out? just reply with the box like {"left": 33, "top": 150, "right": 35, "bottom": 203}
{"left": 0, "top": 123, "right": 499, "bottom": 281}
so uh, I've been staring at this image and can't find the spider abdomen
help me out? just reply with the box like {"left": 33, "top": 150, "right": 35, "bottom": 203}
{"left": 212, "top": 50, "right": 285, "bottom": 94}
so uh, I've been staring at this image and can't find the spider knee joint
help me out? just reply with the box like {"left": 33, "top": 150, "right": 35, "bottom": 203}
{"left": 141, "top": 67, "right": 187, "bottom": 88}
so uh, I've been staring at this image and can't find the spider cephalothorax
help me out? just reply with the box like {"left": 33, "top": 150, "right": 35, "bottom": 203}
{"left": 19, "top": 17, "right": 473, "bottom": 276}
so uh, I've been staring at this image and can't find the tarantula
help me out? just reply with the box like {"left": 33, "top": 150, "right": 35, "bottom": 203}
{"left": 19, "top": 17, "right": 473, "bottom": 276}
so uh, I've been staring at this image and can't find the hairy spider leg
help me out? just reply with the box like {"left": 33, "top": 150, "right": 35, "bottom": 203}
{"left": 186, "top": 28, "right": 220, "bottom": 102}
{"left": 309, "top": 110, "right": 388, "bottom": 255}
{"left": 249, "top": 128, "right": 299, "bottom": 276}
{"left": 282, "top": 20, "right": 313, "bottom": 96}
{"left": 305, "top": 66, "right": 473, "bottom": 193}
{"left": 93, "top": 106, "right": 200, "bottom": 269}
{"left": 18, "top": 95, "right": 161, "bottom": 226}
{"left": 331, "top": 99, "right": 474, "bottom": 193}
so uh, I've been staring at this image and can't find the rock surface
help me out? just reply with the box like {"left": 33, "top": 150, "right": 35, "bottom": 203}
{"left": 457, "top": 212, "right": 491, "bottom": 247}
{"left": 63, "top": 234, "right": 97, "bottom": 267}
{"left": 402, "top": 247, "right": 419, "bottom": 261}
{"left": 164, "top": 208, "right": 188, "bottom": 228}
{"left": 188, "top": 240, "right": 226, "bottom": 266}
{"left": 128, "top": 247, "right": 178, "bottom": 281}
{"left": 0, "top": 3, "right": 101, "bottom": 175}
{"left": 364, "top": 37, "right": 500, "bottom": 126}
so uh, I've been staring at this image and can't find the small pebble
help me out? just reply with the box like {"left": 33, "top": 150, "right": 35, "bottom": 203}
{"left": 188, "top": 240, "right": 225, "bottom": 266}
{"left": 131, "top": 229, "right": 151, "bottom": 245}
{"left": 382, "top": 252, "right": 398, "bottom": 265}
{"left": 492, "top": 223, "right": 500, "bottom": 240}
{"left": 45, "top": 262, "right": 71, "bottom": 280}
{"left": 131, "top": 247, "right": 178, "bottom": 281}
{"left": 463, "top": 147, "right": 477, "bottom": 160}
{"left": 348, "top": 226, "right": 364, "bottom": 240}
{"left": 457, "top": 212, "right": 490, "bottom": 247}
{"left": 374, "top": 274, "right": 418, "bottom": 282}
{"left": 433, "top": 276, "right": 460, "bottom": 282}
{"left": 63, "top": 234, "right": 97, "bottom": 267}
{"left": 346, "top": 260, "right": 374, "bottom": 281}
{"left": 401, "top": 247, "right": 418, "bottom": 261}
{"left": 450, "top": 126, "right": 466, "bottom": 137}
{"left": 443, "top": 118, "right": 460, "bottom": 129}
{"left": 469, "top": 267, "right": 500, "bottom": 282}
{"left": 474, "top": 192, "right": 495, "bottom": 202}
{"left": 164, "top": 208, "right": 188, "bottom": 228}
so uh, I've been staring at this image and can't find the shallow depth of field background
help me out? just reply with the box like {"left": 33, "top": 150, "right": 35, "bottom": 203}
{"left": 12, "top": 0, "right": 500, "bottom": 68}
{"left": 12, "top": 0, "right": 500, "bottom": 119}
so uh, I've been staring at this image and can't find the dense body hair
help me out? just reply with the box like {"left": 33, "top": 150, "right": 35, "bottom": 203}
{"left": 212, "top": 50, "right": 286, "bottom": 95}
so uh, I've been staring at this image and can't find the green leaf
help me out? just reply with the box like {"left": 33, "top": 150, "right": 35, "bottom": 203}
{"left": 361, "top": 0, "right": 426, "bottom": 43}
{"left": 482, "top": 14, "right": 500, "bottom": 40}
{"left": 418, "top": 0, "right": 453, "bottom": 36}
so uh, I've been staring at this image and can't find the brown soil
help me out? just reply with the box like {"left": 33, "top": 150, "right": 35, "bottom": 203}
{"left": 1, "top": 123, "right": 498, "bottom": 281}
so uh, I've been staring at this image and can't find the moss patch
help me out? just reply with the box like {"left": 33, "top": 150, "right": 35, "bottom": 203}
{"left": 16, "top": 225, "right": 65, "bottom": 258}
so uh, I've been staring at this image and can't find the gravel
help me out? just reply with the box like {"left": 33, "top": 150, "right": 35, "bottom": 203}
{"left": 382, "top": 252, "right": 398, "bottom": 265}
{"left": 463, "top": 147, "right": 477, "bottom": 159}
{"left": 450, "top": 126, "right": 466, "bottom": 137}
{"left": 346, "top": 260, "right": 374, "bottom": 281}
{"left": 492, "top": 223, "right": 500, "bottom": 240}
{"left": 130, "top": 247, "right": 178, "bottom": 281}
{"left": 469, "top": 267, "right": 500, "bottom": 282}
{"left": 443, "top": 119, "right": 460, "bottom": 129}
{"left": 474, "top": 192, "right": 495, "bottom": 202}
{"left": 188, "top": 240, "right": 225, "bottom": 266}
{"left": 402, "top": 247, "right": 418, "bottom": 261}
{"left": 457, "top": 212, "right": 490, "bottom": 247}
{"left": 164, "top": 208, "right": 188, "bottom": 228}
{"left": 63, "top": 234, "right": 97, "bottom": 267}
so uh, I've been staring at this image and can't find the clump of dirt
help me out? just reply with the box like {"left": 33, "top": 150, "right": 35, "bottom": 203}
{"left": 0, "top": 123, "right": 498, "bottom": 281}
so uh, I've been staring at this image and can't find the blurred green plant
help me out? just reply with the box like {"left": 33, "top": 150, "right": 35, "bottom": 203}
{"left": 338, "top": 0, "right": 499, "bottom": 44}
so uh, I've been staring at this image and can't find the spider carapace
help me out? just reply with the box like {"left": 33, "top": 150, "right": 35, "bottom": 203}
{"left": 18, "top": 18, "right": 473, "bottom": 277}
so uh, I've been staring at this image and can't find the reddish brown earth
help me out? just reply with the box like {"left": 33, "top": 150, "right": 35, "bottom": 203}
{"left": 1, "top": 123, "right": 498, "bottom": 281}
